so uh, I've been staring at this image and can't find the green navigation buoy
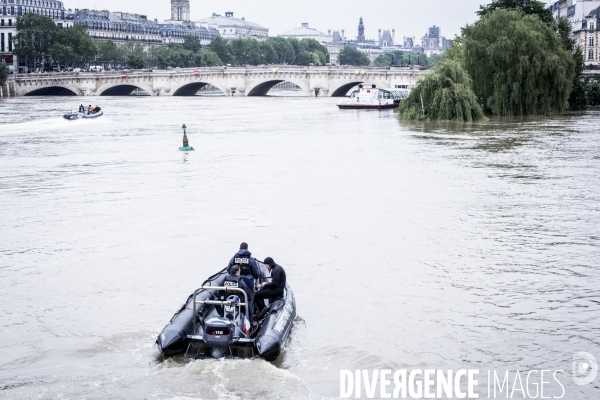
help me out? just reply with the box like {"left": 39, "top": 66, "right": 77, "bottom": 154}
{"left": 179, "top": 124, "right": 194, "bottom": 151}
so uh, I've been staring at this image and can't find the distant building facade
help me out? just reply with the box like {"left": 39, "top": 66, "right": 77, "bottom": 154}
{"left": 73, "top": 9, "right": 162, "bottom": 48}
{"left": 197, "top": 11, "right": 268, "bottom": 39}
{"left": 171, "top": 0, "right": 190, "bottom": 22}
{"left": 378, "top": 29, "right": 395, "bottom": 48}
{"left": 572, "top": 6, "right": 600, "bottom": 66}
{"left": 1, "top": 0, "right": 72, "bottom": 71}
{"left": 279, "top": 22, "right": 331, "bottom": 42}
{"left": 420, "top": 25, "right": 451, "bottom": 55}
{"left": 549, "top": 0, "right": 600, "bottom": 26}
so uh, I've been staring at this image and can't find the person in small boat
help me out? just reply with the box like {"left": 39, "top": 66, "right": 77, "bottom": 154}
{"left": 224, "top": 265, "right": 253, "bottom": 323}
{"left": 88, "top": 105, "right": 93, "bottom": 114}
{"left": 79, "top": 104, "right": 85, "bottom": 113}
{"left": 227, "top": 242, "right": 259, "bottom": 319}
{"left": 253, "top": 257, "right": 286, "bottom": 317}
{"left": 93, "top": 105, "right": 101, "bottom": 113}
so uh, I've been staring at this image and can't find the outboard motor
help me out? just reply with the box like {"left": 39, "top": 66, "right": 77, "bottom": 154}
{"left": 203, "top": 317, "right": 235, "bottom": 358}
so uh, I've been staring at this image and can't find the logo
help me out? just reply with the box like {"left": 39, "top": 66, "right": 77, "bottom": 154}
{"left": 234, "top": 258, "right": 249, "bottom": 264}
{"left": 572, "top": 352, "right": 598, "bottom": 386}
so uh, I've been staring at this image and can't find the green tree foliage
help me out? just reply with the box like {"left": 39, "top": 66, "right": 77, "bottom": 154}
{"left": 14, "top": 14, "right": 97, "bottom": 69}
{"left": 374, "top": 50, "right": 431, "bottom": 67}
{"left": 398, "top": 59, "right": 486, "bottom": 122}
{"left": 462, "top": 9, "right": 575, "bottom": 116}
{"left": 442, "top": 35, "right": 464, "bottom": 63}
{"left": 123, "top": 43, "right": 148, "bottom": 69}
{"left": 0, "top": 62, "right": 8, "bottom": 85}
{"left": 477, "top": 0, "right": 554, "bottom": 25}
{"left": 338, "top": 46, "right": 371, "bottom": 66}
{"left": 265, "top": 37, "right": 295, "bottom": 64}
{"left": 428, "top": 53, "right": 443, "bottom": 67}
{"left": 50, "top": 24, "right": 96, "bottom": 66}
{"left": 209, "top": 36, "right": 229, "bottom": 64}
{"left": 182, "top": 34, "right": 202, "bottom": 53}
{"left": 13, "top": 13, "right": 59, "bottom": 66}
{"left": 148, "top": 44, "right": 222, "bottom": 68}
{"left": 96, "top": 40, "right": 120, "bottom": 66}
{"left": 588, "top": 79, "right": 600, "bottom": 106}
{"left": 209, "top": 37, "right": 328, "bottom": 66}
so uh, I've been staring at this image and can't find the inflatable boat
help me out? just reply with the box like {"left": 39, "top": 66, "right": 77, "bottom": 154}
{"left": 63, "top": 110, "right": 104, "bottom": 120}
{"left": 156, "top": 261, "right": 295, "bottom": 361}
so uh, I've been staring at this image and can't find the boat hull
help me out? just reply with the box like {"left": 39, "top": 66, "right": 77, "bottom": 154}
{"left": 156, "top": 265, "right": 296, "bottom": 361}
{"left": 337, "top": 103, "right": 398, "bottom": 110}
{"left": 63, "top": 111, "right": 103, "bottom": 120}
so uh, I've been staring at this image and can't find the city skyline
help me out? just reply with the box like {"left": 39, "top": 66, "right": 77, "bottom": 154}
{"left": 64, "top": 0, "right": 485, "bottom": 40}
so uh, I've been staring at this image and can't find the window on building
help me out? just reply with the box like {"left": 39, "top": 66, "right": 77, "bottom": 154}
{"left": 589, "top": 49, "right": 595, "bottom": 60}
{"left": 8, "top": 32, "right": 12, "bottom": 52}
{"left": 0, "top": 19, "right": 4, "bottom": 26}
{"left": 591, "top": 23, "right": 596, "bottom": 30}
{"left": 8, "top": 18, "right": 11, "bottom": 26}
{"left": 590, "top": 37, "right": 595, "bottom": 47}
{"left": 1, "top": 33, "right": 4, "bottom": 53}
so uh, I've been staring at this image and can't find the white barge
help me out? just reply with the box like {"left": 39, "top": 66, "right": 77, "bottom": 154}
{"left": 337, "top": 85, "right": 410, "bottom": 110}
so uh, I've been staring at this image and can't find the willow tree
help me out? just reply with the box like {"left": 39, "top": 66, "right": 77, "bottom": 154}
{"left": 463, "top": 9, "right": 575, "bottom": 116}
{"left": 0, "top": 63, "right": 8, "bottom": 86}
{"left": 398, "top": 59, "right": 486, "bottom": 122}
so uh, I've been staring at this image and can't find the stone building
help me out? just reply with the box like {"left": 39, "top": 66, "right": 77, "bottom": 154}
{"left": 549, "top": 0, "right": 600, "bottom": 26}
{"left": 158, "top": 22, "right": 219, "bottom": 46}
{"left": 1, "top": 0, "right": 72, "bottom": 71}
{"left": 279, "top": 23, "right": 331, "bottom": 42}
{"left": 196, "top": 11, "right": 268, "bottom": 39}
{"left": 378, "top": 29, "right": 395, "bottom": 48}
{"left": 171, "top": 0, "right": 190, "bottom": 22}
{"left": 73, "top": 9, "right": 162, "bottom": 49}
{"left": 420, "top": 25, "right": 451, "bottom": 56}
{"left": 573, "top": 6, "right": 600, "bottom": 66}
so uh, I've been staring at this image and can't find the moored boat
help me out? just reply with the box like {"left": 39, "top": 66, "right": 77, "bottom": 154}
{"left": 337, "top": 85, "right": 410, "bottom": 110}
{"left": 156, "top": 261, "right": 296, "bottom": 361}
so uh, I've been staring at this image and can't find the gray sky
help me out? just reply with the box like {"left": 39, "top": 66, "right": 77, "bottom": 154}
{"left": 67, "top": 0, "right": 486, "bottom": 39}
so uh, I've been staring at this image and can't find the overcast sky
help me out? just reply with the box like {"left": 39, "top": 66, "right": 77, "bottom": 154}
{"left": 66, "top": 0, "right": 488, "bottom": 39}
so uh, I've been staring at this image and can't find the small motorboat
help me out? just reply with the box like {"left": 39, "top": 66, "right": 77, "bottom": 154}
{"left": 156, "top": 261, "right": 296, "bottom": 361}
{"left": 337, "top": 84, "right": 410, "bottom": 110}
{"left": 82, "top": 110, "right": 103, "bottom": 119}
{"left": 63, "top": 112, "right": 80, "bottom": 120}
{"left": 63, "top": 110, "right": 104, "bottom": 120}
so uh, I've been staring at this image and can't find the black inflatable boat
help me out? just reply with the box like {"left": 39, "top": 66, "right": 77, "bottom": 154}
{"left": 156, "top": 261, "right": 295, "bottom": 361}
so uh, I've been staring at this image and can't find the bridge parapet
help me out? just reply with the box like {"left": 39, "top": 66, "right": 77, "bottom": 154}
{"left": 12, "top": 66, "right": 430, "bottom": 97}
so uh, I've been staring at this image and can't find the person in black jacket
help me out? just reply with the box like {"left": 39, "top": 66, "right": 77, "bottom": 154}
{"left": 253, "top": 257, "right": 286, "bottom": 315}
{"left": 223, "top": 265, "right": 253, "bottom": 323}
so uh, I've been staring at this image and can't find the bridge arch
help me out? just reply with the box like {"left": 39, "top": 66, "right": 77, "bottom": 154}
{"left": 171, "top": 81, "right": 227, "bottom": 96}
{"left": 330, "top": 82, "right": 364, "bottom": 97}
{"left": 97, "top": 82, "right": 155, "bottom": 96}
{"left": 23, "top": 86, "right": 78, "bottom": 96}
{"left": 246, "top": 78, "right": 311, "bottom": 97}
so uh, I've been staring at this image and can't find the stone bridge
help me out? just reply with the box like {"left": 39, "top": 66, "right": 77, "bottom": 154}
{"left": 11, "top": 66, "right": 430, "bottom": 97}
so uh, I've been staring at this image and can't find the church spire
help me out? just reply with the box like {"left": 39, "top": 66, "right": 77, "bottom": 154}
{"left": 357, "top": 17, "right": 365, "bottom": 42}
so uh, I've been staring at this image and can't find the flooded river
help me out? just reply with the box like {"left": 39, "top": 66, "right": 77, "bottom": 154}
{"left": 0, "top": 96, "right": 599, "bottom": 399}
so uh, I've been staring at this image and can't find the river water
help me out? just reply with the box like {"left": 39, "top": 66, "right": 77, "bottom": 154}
{"left": 0, "top": 95, "right": 599, "bottom": 399}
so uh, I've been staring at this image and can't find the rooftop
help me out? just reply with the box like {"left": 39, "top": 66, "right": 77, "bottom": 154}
{"left": 280, "top": 23, "right": 330, "bottom": 38}
{"left": 197, "top": 11, "right": 267, "bottom": 30}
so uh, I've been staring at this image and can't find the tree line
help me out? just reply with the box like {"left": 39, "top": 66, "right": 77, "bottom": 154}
{"left": 398, "top": 0, "right": 597, "bottom": 122}
{"left": 11, "top": 13, "right": 332, "bottom": 70}
{"left": 374, "top": 50, "right": 442, "bottom": 67}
